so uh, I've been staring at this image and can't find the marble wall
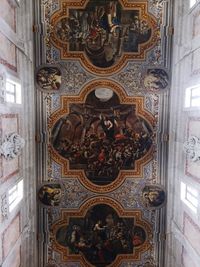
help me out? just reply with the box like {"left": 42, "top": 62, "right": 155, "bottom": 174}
{"left": 166, "top": 1, "right": 200, "bottom": 267}
{"left": 0, "top": 1, "right": 37, "bottom": 267}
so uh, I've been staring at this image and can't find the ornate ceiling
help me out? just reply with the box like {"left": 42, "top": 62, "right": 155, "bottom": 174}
{"left": 34, "top": 0, "right": 172, "bottom": 266}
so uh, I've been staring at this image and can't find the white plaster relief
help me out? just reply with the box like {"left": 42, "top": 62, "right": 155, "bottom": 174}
{"left": 0, "top": 133, "right": 25, "bottom": 160}
{"left": 1, "top": 193, "right": 8, "bottom": 220}
{"left": 184, "top": 136, "right": 200, "bottom": 162}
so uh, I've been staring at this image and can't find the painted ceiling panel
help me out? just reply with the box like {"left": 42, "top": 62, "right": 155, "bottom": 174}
{"left": 34, "top": 0, "right": 172, "bottom": 266}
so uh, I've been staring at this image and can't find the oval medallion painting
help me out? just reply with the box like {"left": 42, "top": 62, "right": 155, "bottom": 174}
{"left": 143, "top": 69, "right": 169, "bottom": 92}
{"left": 38, "top": 184, "right": 62, "bottom": 206}
{"left": 51, "top": 88, "right": 153, "bottom": 187}
{"left": 36, "top": 66, "right": 61, "bottom": 91}
{"left": 55, "top": 204, "right": 147, "bottom": 266}
{"left": 141, "top": 185, "right": 166, "bottom": 209}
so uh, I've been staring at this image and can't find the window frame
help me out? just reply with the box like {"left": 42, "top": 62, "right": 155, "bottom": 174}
{"left": 5, "top": 77, "right": 22, "bottom": 105}
{"left": 185, "top": 84, "right": 200, "bottom": 109}
{"left": 181, "top": 181, "right": 199, "bottom": 214}
{"left": 190, "top": 0, "right": 200, "bottom": 9}
{"left": 8, "top": 179, "right": 24, "bottom": 213}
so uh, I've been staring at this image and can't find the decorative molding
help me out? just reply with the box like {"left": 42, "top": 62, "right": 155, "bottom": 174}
{"left": 184, "top": 136, "right": 200, "bottom": 162}
{"left": 0, "top": 72, "right": 6, "bottom": 103}
{"left": 1, "top": 193, "right": 8, "bottom": 220}
{"left": 2, "top": 212, "right": 20, "bottom": 260}
{"left": 0, "top": 133, "right": 25, "bottom": 160}
{"left": 22, "top": 221, "right": 32, "bottom": 238}
{"left": 183, "top": 212, "right": 200, "bottom": 236}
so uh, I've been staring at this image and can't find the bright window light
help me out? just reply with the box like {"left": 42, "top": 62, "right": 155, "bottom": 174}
{"left": 5, "top": 78, "right": 21, "bottom": 104}
{"left": 190, "top": 0, "right": 196, "bottom": 7}
{"left": 14, "top": 0, "right": 20, "bottom": 5}
{"left": 8, "top": 180, "right": 23, "bottom": 212}
{"left": 6, "top": 93, "right": 15, "bottom": 103}
{"left": 181, "top": 182, "right": 198, "bottom": 213}
{"left": 190, "top": 0, "right": 199, "bottom": 7}
{"left": 185, "top": 85, "right": 200, "bottom": 108}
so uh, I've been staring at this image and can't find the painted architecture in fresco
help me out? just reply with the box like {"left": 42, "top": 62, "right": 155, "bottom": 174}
{"left": 51, "top": 89, "right": 153, "bottom": 185}
{"left": 35, "top": 0, "right": 171, "bottom": 266}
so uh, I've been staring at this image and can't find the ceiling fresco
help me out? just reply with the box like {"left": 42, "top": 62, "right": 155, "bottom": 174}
{"left": 51, "top": 199, "right": 152, "bottom": 266}
{"left": 34, "top": 0, "right": 172, "bottom": 266}
{"left": 49, "top": 0, "right": 159, "bottom": 74}
{"left": 48, "top": 80, "right": 156, "bottom": 192}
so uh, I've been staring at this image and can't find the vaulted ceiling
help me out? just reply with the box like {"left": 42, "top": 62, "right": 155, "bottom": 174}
{"left": 35, "top": 0, "right": 172, "bottom": 266}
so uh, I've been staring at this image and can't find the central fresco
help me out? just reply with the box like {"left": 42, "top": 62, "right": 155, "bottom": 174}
{"left": 51, "top": 84, "right": 154, "bottom": 187}
{"left": 35, "top": 0, "right": 171, "bottom": 266}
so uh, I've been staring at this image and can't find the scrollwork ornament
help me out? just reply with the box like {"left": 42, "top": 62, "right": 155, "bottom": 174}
{"left": 0, "top": 133, "right": 25, "bottom": 160}
{"left": 184, "top": 136, "right": 200, "bottom": 162}
{"left": 1, "top": 193, "right": 8, "bottom": 220}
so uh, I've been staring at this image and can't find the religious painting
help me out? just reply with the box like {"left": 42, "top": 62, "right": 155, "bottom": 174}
{"left": 143, "top": 68, "right": 169, "bottom": 92}
{"left": 55, "top": 204, "right": 146, "bottom": 266}
{"left": 132, "top": 226, "right": 146, "bottom": 247}
{"left": 141, "top": 185, "right": 166, "bottom": 209}
{"left": 55, "top": 1, "right": 152, "bottom": 68}
{"left": 50, "top": 0, "right": 159, "bottom": 74}
{"left": 51, "top": 88, "right": 153, "bottom": 186}
{"left": 36, "top": 66, "right": 62, "bottom": 91}
{"left": 38, "top": 184, "right": 62, "bottom": 206}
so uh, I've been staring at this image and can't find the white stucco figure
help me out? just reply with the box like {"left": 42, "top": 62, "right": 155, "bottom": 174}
{"left": 184, "top": 136, "right": 200, "bottom": 162}
{"left": 0, "top": 133, "right": 25, "bottom": 160}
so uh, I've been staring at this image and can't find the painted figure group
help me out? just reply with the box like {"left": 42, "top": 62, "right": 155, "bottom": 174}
{"left": 38, "top": 184, "right": 62, "bottom": 206}
{"left": 56, "top": 207, "right": 146, "bottom": 265}
{"left": 54, "top": 113, "right": 152, "bottom": 184}
{"left": 55, "top": 0, "right": 151, "bottom": 68}
{"left": 60, "top": 131, "right": 151, "bottom": 179}
{"left": 36, "top": 67, "right": 61, "bottom": 90}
